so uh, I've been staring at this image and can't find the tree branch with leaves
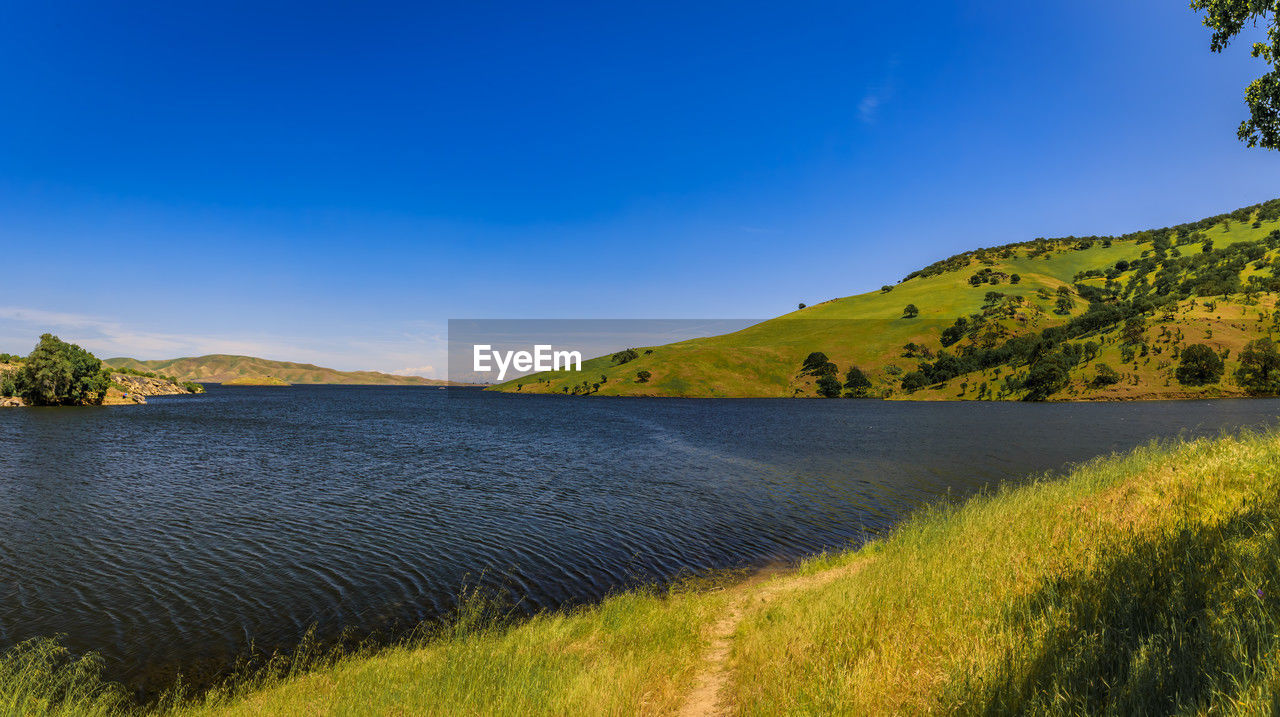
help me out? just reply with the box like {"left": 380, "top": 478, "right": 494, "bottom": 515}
{"left": 1192, "top": 0, "right": 1280, "bottom": 148}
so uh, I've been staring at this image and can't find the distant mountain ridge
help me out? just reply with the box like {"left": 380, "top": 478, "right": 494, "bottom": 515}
{"left": 103, "top": 354, "right": 458, "bottom": 386}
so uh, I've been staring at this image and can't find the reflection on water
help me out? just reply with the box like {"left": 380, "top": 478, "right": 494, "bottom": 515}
{"left": 1, "top": 386, "right": 1277, "bottom": 691}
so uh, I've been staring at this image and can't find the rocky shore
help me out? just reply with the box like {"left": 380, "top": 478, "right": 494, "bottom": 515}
{"left": 0, "top": 366, "right": 200, "bottom": 407}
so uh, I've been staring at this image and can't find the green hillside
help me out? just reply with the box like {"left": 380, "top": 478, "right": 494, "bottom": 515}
{"left": 104, "top": 354, "right": 458, "bottom": 386}
{"left": 493, "top": 199, "right": 1280, "bottom": 400}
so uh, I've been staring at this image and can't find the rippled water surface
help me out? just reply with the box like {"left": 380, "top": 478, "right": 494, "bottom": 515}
{"left": 2, "top": 386, "right": 1279, "bottom": 691}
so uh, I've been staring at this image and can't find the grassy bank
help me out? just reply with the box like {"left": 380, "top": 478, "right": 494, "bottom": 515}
{"left": 9, "top": 429, "right": 1280, "bottom": 714}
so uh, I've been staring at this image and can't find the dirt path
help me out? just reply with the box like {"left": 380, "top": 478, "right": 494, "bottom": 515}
{"left": 676, "top": 559, "right": 870, "bottom": 717}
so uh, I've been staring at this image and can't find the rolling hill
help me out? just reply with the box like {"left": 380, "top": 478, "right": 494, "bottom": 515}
{"left": 493, "top": 198, "right": 1280, "bottom": 401}
{"left": 103, "top": 354, "right": 459, "bottom": 386}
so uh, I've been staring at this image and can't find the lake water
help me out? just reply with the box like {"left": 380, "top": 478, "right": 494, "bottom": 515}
{"left": 2, "top": 386, "right": 1279, "bottom": 693}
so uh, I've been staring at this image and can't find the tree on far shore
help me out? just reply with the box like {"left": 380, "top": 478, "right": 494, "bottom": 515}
{"left": 14, "top": 334, "right": 111, "bottom": 406}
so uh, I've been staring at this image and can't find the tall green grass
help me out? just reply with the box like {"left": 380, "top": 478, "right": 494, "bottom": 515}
{"left": 730, "top": 429, "right": 1280, "bottom": 715}
{"left": 0, "top": 639, "right": 128, "bottom": 716}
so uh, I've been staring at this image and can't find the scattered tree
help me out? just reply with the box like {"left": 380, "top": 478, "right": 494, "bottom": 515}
{"left": 1122, "top": 315, "right": 1147, "bottom": 345}
{"left": 610, "top": 348, "right": 640, "bottom": 365}
{"left": 1091, "top": 363, "right": 1122, "bottom": 387}
{"left": 801, "top": 352, "right": 833, "bottom": 375}
{"left": 1175, "top": 343, "right": 1225, "bottom": 386}
{"left": 903, "top": 304, "right": 920, "bottom": 319}
{"left": 1237, "top": 338, "right": 1280, "bottom": 394}
{"left": 900, "top": 371, "right": 929, "bottom": 392}
{"left": 815, "top": 374, "right": 842, "bottom": 398}
{"left": 1022, "top": 352, "right": 1075, "bottom": 401}
{"left": 636, "top": 370, "right": 652, "bottom": 383}
{"left": 843, "top": 365, "right": 872, "bottom": 397}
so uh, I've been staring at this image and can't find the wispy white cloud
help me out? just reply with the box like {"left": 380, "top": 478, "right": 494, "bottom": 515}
{"left": 857, "top": 55, "right": 901, "bottom": 125}
{"left": 0, "top": 306, "right": 276, "bottom": 357}
{"left": 393, "top": 365, "right": 436, "bottom": 377}
{"left": 857, "top": 94, "right": 883, "bottom": 124}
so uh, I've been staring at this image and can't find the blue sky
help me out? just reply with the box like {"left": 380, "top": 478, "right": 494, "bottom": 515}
{"left": 2, "top": 1, "right": 1277, "bottom": 377}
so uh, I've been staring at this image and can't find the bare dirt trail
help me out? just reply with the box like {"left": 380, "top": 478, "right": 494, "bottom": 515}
{"left": 676, "top": 559, "right": 871, "bottom": 717}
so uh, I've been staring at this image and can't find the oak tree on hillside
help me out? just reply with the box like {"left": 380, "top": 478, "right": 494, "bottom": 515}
{"left": 843, "top": 365, "right": 872, "bottom": 397}
{"left": 801, "top": 352, "right": 836, "bottom": 376}
{"left": 1176, "top": 343, "right": 1225, "bottom": 386}
{"left": 815, "top": 374, "right": 842, "bottom": 398}
{"left": 1237, "top": 338, "right": 1280, "bottom": 394}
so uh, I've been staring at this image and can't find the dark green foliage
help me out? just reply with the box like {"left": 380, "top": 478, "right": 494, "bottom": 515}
{"left": 901, "top": 343, "right": 931, "bottom": 359}
{"left": 14, "top": 334, "right": 110, "bottom": 406}
{"left": 941, "top": 317, "right": 968, "bottom": 348}
{"left": 797, "top": 303, "right": 806, "bottom": 310}
{"left": 181, "top": 381, "right": 205, "bottom": 394}
{"left": 0, "top": 353, "right": 19, "bottom": 363}
{"left": 1175, "top": 344, "right": 1225, "bottom": 386}
{"left": 801, "top": 352, "right": 831, "bottom": 375}
{"left": 900, "top": 371, "right": 930, "bottom": 393}
{"left": 1236, "top": 339, "right": 1280, "bottom": 395}
{"left": 610, "top": 348, "right": 640, "bottom": 365}
{"left": 1091, "top": 363, "right": 1121, "bottom": 388}
{"left": 1122, "top": 315, "right": 1147, "bottom": 345}
{"left": 969, "top": 268, "right": 1009, "bottom": 286}
{"left": 815, "top": 374, "right": 842, "bottom": 398}
{"left": 1191, "top": 0, "right": 1280, "bottom": 149}
{"left": 903, "top": 304, "right": 919, "bottom": 319}
{"left": 1022, "top": 351, "right": 1075, "bottom": 401}
{"left": 0, "top": 373, "right": 15, "bottom": 397}
{"left": 1009, "top": 274, "right": 1021, "bottom": 284}
{"left": 880, "top": 285, "right": 894, "bottom": 293}
{"left": 635, "top": 370, "right": 652, "bottom": 383}
{"left": 843, "top": 365, "right": 872, "bottom": 397}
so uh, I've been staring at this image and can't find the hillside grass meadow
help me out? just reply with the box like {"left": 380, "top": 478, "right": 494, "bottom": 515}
{"left": 493, "top": 205, "right": 1280, "bottom": 400}
{"left": 493, "top": 238, "right": 1145, "bottom": 398}
{"left": 10, "top": 428, "right": 1280, "bottom": 715}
